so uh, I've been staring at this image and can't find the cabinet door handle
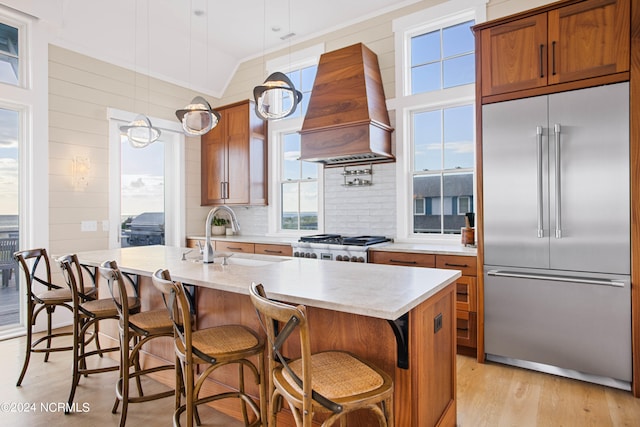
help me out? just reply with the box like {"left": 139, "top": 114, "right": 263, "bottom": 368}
{"left": 551, "top": 41, "right": 556, "bottom": 75}
{"left": 390, "top": 259, "right": 416, "bottom": 265}
{"left": 539, "top": 44, "right": 545, "bottom": 78}
{"left": 225, "top": 182, "right": 229, "bottom": 199}
{"left": 445, "top": 262, "right": 469, "bottom": 268}
{"left": 220, "top": 182, "right": 225, "bottom": 199}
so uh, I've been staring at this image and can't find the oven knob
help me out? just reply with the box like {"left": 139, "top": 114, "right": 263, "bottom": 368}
{"left": 305, "top": 253, "right": 310, "bottom": 258}
{"left": 341, "top": 257, "right": 349, "bottom": 261}
{"left": 293, "top": 252, "right": 300, "bottom": 257}
{"left": 351, "top": 256, "right": 358, "bottom": 262}
{"left": 336, "top": 255, "right": 343, "bottom": 261}
{"left": 357, "top": 257, "right": 365, "bottom": 263}
{"left": 311, "top": 253, "right": 317, "bottom": 259}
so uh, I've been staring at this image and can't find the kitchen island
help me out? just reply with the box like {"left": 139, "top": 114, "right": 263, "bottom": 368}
{"left": 75, "top": 245, "right": 460, "bottom": 427}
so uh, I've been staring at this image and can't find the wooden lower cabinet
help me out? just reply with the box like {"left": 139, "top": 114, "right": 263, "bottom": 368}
{"left": 215, "top": 240, "right": 254, "bottom": 253}
{"left": 185, "top": 239, "right": 292, "bottom": 257}
{"left": 370, "top": 250, "right": 478, "bottom": 356}
{"left": 254, "top": 243, "right": 292, "bottom": 256}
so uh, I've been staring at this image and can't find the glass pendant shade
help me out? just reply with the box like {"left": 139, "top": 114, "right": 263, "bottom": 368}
{"left": 175, "top": 96, "right": 220, "bottom": 136}
{"left": 253, "top": 72, "right": 303, "bottom": 120}
{"left": 120, "top": 114, "right": 161, "bottom": 148}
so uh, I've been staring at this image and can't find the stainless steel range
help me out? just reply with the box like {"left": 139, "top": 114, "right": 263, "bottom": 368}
{"left": 292, "top": 234, "right": 391, "bottom": 263}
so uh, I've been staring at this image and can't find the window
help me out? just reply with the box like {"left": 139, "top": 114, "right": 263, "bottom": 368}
{"left": 0, "top": 106, "right": 20, "bottom": 328}
{"left": 410, "top": 20, "right": 475, "bottom": 94}
{"left": 412, "top": 104, "right": 474, "bottom": 234}
{"left": 280, "top": 131, "right": 318, "bottom": 231}
{"left": 266, "top": 45, "right": 324, "bottom": 235}
{"left": 393, "top": 0, "right": 485, "bottom": 239}
{"left": 283, "top": 65, "right": 317, "bottom": 119}
{"left": 0, "top": 22, "right": 19, "bottom": 86}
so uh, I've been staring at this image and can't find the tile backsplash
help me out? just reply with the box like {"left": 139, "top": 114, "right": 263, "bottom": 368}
{"left": 231, "top": 163, "right": 397, "bottom": 238}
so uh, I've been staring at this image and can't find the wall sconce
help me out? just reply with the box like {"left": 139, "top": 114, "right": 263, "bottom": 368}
{"left": 72, "top": 156, "right": 91, "bottom": 190}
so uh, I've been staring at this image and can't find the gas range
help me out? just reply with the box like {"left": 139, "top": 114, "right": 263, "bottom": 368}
{"left": 292, "top": 234, "right": 392, "bottom": 262}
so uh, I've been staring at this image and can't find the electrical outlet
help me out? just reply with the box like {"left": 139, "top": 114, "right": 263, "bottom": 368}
{"left": 434, "top": 313, "right": 443, "bottom": 333}
{"left": 80, "top": 220, "right": 97, "bottom": 232}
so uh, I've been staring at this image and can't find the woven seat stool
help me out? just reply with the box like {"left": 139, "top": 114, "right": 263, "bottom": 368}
{"left": 151, "top": 268, "right": 266, "bottom": 427}
{"left": 249, "top": 282, "right": 394, "bottom": 427}
{"left": 15, "top": 248, "right": 82, "bottom": 386}
{"left": 58, "top": 254, "right": 141, "bottom": 412}
{"left": 99, "top": 260, "right": 176, "bottom": 427}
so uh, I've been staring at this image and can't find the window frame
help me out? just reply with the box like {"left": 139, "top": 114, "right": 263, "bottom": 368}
{"left": 0, "top": 14, "right": 27, "bottom": 88}
{"left": 391, "top": 0, "right": 486, "bottom": 242}
{"left": 107, "top": 108, "right": 186, "bottom": 249}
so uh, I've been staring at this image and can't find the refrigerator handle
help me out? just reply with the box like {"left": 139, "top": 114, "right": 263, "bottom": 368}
{"left": 487, "top": 270, "right": 626, "bottom": 287}
{"left": 554, "top": 123, "right": 562, "bottom": 239}
{"left": 536, "top": 126, "right": 544, "bottom": 238}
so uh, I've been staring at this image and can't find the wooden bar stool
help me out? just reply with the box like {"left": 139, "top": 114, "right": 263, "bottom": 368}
{"left": 14, "top": 248, "right": 78, "bottom": 386}
{"left": 249, "top": 282, "right": 394, "bottom": 427}
{"left": 57, "top": 254, "right": 141, "bottom": 412}
{"left": 151, "top": 268, "right": 266, "bottom": 427}
{"left": 99, "top": 260, "right": 175, "bottom": 427}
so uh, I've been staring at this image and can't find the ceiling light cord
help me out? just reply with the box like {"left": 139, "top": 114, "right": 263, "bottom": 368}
{"left": 119, "top": 0, "right": 161, "bottom": 148}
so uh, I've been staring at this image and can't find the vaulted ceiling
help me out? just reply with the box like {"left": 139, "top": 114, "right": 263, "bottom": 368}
{"left": 8, "top": 0, "right": 420, "bottom": 97}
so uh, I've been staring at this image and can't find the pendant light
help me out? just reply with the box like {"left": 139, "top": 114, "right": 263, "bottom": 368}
{"left": 119, "top": 0, "right": 161, "bottom": 148}
{"left": 175, "top": 1, "right": 219, "bottom": 136}
{"left": 120, "top": 115, "right": 161, "bottom": 147}
{"left": 253, "top": 0, "right": 302, "bottom": 121}
{"left": 254, "top": 72, "right": 302, "bottom": 120}
{"left": 175, "top": 96, "right": 220, "bottom": 136}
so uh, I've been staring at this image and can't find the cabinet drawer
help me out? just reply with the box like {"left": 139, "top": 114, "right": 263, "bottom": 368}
{"left": 436, "top": 255, "right": 477, "bottom": 276}
{"left": 185, "top": 239, "right": 202, "bottom": 249}
{"left": 456, "top": 310, "right": 477, "bottom": 348}
{"left": 456, "top": 276, "right": 477, "bottom": 313}
{"left": 215, "top": 241, "right": 255, "bottom": 253}
{"left": 369, "top": 251, "right": 436, "bottom": 268}
{"left": 255, "top": 243, "right": 292, "bottom": 257}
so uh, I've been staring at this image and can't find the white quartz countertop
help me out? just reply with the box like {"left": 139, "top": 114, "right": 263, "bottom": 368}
{"left": 73, "top": 245, "right": 460, "bottom": 321}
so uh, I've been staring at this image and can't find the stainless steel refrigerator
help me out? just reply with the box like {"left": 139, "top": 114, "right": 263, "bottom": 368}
{"left": 482, "top": 82, "right": 631, "bottom": 390}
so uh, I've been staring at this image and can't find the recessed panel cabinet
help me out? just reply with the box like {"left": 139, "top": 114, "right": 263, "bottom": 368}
{"left": 478, "top": 0, "right": 629, "bottom": 98}
{"left": 370, "top": 250, "right": 478, "bottom": 356}
{"left": 201, "top": 100, "right": 267, "bottom": 206}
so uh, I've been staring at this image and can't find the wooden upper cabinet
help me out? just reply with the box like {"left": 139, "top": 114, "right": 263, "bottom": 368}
{"left": 480, "top": 14, "right": 548, "bottom": 97}
{"left": 201, "top": 100, "right": 267, "bottom": 206}
{"left": 478, "top": 0, "right": 629, "bottom": 98}
{"left": 547, "top": 0, "right": 629, "bottom": 85}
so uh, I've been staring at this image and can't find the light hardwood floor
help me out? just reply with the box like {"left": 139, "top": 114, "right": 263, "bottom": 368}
{"left": 1, "top": 330, "right": 640, "bottom": 426}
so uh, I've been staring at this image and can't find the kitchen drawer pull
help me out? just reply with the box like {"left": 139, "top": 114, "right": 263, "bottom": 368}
{"left": 390, "top": 259, "right": 416, "bottom": 265}
{"left": 264, "top": 249, "right": 283, "bottom": 254}
{"left": 226, "top": 246, "right": 244, "bottom": 251}
{"left": 445, "top": 262, "right": 468, "bottom": 268}
{"left": 487, "top": 270, "right": 625, "bottom": 287}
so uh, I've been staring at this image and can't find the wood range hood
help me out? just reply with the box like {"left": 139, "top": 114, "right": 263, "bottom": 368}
{"left": 300, "top": 43, "right": 394, "bottom": 166}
